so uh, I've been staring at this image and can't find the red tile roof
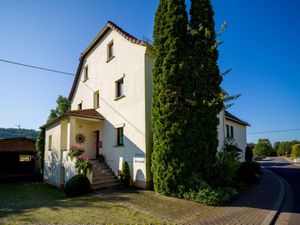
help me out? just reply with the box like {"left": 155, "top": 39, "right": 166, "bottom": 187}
{"left": 68, "top": 109, "right": 103, "bottom": 118}
{"left": 0, "top": 138, "right": 36, "bottom": 153}
{"left": 41, "top": 109, "right": 104, "bottom": 129}
{"left": 68, "top": 21, "right": 146, "bottom": 102}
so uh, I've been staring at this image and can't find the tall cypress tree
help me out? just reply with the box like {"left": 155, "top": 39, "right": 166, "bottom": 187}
{"left": 151, "top": 0, "right": 191, "bottom": 195}
{"left": 188, "top": 0, "right": 224, "bottom": 177}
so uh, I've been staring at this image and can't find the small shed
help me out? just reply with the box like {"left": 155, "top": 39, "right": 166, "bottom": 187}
{"left": 0, "top": 137, "right": 38, "bottom": 178}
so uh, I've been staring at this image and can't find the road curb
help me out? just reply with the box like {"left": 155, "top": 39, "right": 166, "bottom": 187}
{"left": 260, "top": 168, "right": 286, "bottom": 225}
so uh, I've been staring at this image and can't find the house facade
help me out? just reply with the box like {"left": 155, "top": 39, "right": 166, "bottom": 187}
{"left": 42, "top": 21, "right": 249, "bottom": 189}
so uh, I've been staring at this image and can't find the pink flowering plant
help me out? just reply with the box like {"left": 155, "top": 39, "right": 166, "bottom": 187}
{"left": 68, "top": 145, "right": 84, "bottom": 160}
{"left": 75, "top": 156, "right": 92, "bottom": 176}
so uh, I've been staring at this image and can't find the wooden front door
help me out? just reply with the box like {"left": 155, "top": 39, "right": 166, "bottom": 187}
{"left": 95, "top": 130, "right": 100, "bottom": 156}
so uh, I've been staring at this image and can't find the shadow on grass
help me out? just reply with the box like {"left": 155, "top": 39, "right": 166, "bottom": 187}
{"left": 0, "top": 181, "right": 130, "bottom": 220}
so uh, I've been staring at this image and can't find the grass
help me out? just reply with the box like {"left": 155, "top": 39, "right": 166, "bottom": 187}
{"left": 0, "top": 182, "right": 168, "bottom": 224}
{"left": 0, "top": 181, "right": 232, "bottom": 224}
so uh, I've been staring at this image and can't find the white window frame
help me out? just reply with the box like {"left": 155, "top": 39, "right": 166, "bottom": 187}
{"left": 93, "top": 90, "right": 100, "bottom": 109}
{"left": 84, "top": 65, "right": 89, "bottom": 81}
{"left": 107, "top": 40, "right": 114, "bottom": 62}
{"left": 114, "top": 124, "right": 125, "bottom": 147}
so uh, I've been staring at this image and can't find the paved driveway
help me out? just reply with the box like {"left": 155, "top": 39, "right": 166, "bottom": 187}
{"left": 261, "top": 157, "right": 300, "bottom": 225}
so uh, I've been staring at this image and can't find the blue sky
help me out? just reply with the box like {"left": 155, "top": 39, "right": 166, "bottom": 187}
{"left": 0, "top": 0, "right": 299, "bottom": 144}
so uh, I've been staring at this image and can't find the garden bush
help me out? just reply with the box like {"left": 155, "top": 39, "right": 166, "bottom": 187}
{"left": 291, "top": 144, "right": 300, "bottom": 158}
{"left": 209, "top": 141, "right": 241, "bottom": 187}
{"left": 236, "top": 161, "right": 261, "bottom": 185}
{"left": 120, "top": 161, "right": 131, "bottom": 187}
{"left": 183, "top": 181, "right": 237, "bottom": 206}
{"left": 64, "top": 174, "right": 91, "bottom": 197}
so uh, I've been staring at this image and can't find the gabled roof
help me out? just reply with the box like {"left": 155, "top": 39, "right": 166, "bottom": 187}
{"left": 41, "top": 109, "right": 104, "bottom": 129}
{"left": 68, "top": 21, "right": 146, "bottom": 102}
{"left": 225, "top": 110, "right": 250, "bottom": 127}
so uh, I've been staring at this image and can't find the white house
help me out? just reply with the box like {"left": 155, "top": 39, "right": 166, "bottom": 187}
{"left": 42, "top": 21, "right": 250, "bottom": 189}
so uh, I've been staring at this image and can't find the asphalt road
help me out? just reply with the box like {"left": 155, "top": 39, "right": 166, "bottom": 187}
{"left": 261, "top": 157, "right": 300, "bottom": 225}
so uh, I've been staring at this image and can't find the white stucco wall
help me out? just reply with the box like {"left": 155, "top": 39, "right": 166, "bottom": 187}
{"left": 225, "top": 119, "right": 247, "bottom": 162}
{"left": 217, "top": 110, "right": 226, "bottom": 150}
{"left": 44, "top": 122, "right": 62, "bottom": 187}
{"left": 70, "top": 29, "right": 148, "bottom": 188}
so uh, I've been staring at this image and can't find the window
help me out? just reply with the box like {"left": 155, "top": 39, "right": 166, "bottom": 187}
{"left": 115, "top": 78, "right": 124, "bottom": 99}
{"left": 94, "top": 91, "right": 100, "bottom": 108}
{"left": 19, "top": 155, "right": 31, "bottom": 162}
{"left": 116, "top": 127, "right": 124, "bottom": 146}
{"left": 226, "top": 125, "right": 234, "bottom": 139}
{"left": 48, "top": 135, "right": 52, "bottom": 151}
{"left": 84, "top": 65, "right": 89, "bottom": 81}
{"left": 78, "top": 102, "right": 82, "bottom": 110}
{"left": 107, "top": 41, "right": 114, "bottom": 61}
{"left": 230, "top": 126, "right": 234, "bottom": 138}
{"left": 226, "top": 125, "right": 230, "bottom": 138}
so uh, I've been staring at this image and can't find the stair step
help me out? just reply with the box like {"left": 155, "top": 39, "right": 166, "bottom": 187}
{"left": 91, "top": 160, "right": 120, "bottom": 190}
{"left": 93, "top": 164, "right": 110, "bottom": 169}
{"left": 93, "top": 168, "right": 113, "bottom": 174}
{"left": 92, "top": 181, "right": 120, "bottom": 190}
{"left": 93, "top": 176, "right": 119, "bottom": 183}
{"left": 93, "top": 173, "right": 116, "bottom": 179}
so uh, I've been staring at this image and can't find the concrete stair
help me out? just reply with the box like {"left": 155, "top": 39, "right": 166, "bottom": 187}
{"left": 91, "top": 160, "right": 120, "bottom": 190}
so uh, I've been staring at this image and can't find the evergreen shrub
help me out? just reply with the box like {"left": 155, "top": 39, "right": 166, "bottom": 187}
{"left": 120, "top": 161, "right": 131, "bottom": 187}
{"left": 64, "top": 174, "right": 91, "bottom": 197}
{"left": 236, "top": 161, "right": 261, "bottom": 185}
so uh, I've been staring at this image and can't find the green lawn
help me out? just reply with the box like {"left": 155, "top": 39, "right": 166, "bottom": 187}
{"left": 0, "top": 182, "right": 221, "bottom": 224}
{"left": 0, "top": 182, "right": 168, "bottom": 224}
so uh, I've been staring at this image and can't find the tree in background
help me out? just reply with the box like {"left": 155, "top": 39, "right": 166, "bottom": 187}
{"left": 48, "top": 95, "right": 70, "bottom": 122}
{"left": 37, "top": 95, "right": 70, "bottom": 176}
{"left": 253, "top": 139, "right": 273, "bottom": 157}
{"left": 151, "top": 0, "right": 191, "bottom": 195}
{"left": 36, "top": 128, "right": 45, "bottom": 175}
{"left": 291, "top": 144, "right": 300, "bottom": 158}
{"left": 188, "top": 0, "right": 223, "bottom": 176}
{"left": 277, "top": 141, "right": 300, "bottom": 156}
{"left": 273, "top": 142, "right": 281, "bottom": 152}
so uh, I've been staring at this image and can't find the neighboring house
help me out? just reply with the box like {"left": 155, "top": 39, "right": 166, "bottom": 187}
{"left": 42, "top": 21, "right": 250, "bottom": 189}
{"left": 224, "top": 110, "right": 250, "bottom": 161}
{"left": 0, "top": 137, "right": 38, "bottom": 178}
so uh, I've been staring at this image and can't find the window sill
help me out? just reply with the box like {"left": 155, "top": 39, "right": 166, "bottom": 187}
{"left": 114, "top": 145, "right": 124, "bottom": 148}
{"left": 114, "top": 95, "right": 125, "bottom": 101}
{"left": 106, "top": 56, "right": 115, "bottom": 63}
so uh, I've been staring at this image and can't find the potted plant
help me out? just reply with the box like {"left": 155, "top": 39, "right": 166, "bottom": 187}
{"left": 68, "top": 146, "right": 84, "bottom": 160}
{"left": 75, "top": 156, "right": 92, "bottom": 176}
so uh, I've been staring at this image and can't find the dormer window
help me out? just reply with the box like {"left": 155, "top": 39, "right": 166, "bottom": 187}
{"left": 107, "top": 41, "right": 114, "bottom": 61}
{"left": 84, "top": 65, "right": 89, "bottom": 81}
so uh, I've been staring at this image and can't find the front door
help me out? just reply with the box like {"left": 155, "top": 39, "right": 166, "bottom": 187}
{"left": 95, "top": 130, "right": 100, "bottom": 156}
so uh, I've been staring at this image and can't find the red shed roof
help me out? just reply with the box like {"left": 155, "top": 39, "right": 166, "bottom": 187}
{"left": 0, "top": 138, "right": 36, "bottom": 153}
